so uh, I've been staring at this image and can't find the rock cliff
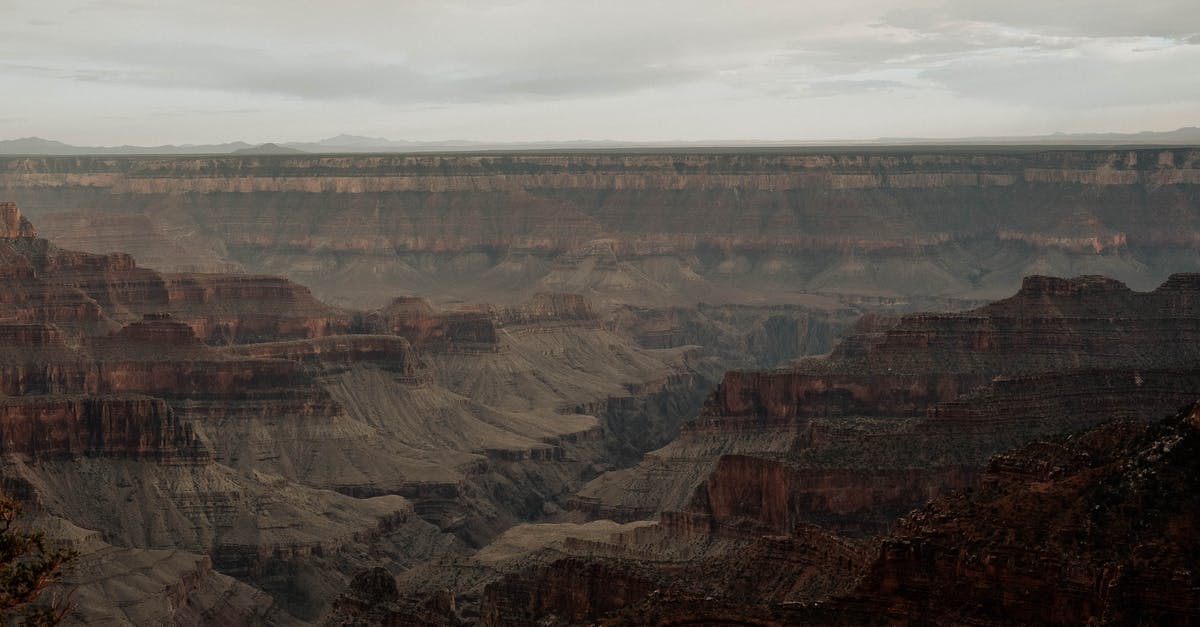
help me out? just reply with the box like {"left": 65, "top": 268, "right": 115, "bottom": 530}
{"left": 477, "top": 403, "right": 1200, "bottom": 626}
{"left": 5, "top": 149, "right": 1200, "bottom": 308}
{"left": 576, "top": 273, "right": 1200, "bottom": 531}
{"left": 824, "top": 403, "right": 1200, "bottom": 625}
{"left": 0, "top": 201, "right": 36, "bottom": 238}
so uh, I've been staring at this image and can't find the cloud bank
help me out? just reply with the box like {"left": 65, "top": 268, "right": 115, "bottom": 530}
{"left": 1, "top": 0, "right": 1196, "bottom": 144}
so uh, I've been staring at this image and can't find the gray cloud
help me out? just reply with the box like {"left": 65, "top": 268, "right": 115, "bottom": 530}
{"left": 8, "top": 40, "right": 711, "bottom": 105}
{"left": 0, "top": 0, "right": 1196, "bottom": 144}
{"left": 922, "top": 46, "right": 1200, "bottom": 108}
{"left": 887, "top": 1, "right": 1200, "bottom": 40}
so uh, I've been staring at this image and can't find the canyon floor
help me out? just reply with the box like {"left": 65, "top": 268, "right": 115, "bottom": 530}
{"left": 0, "top": 147, "right": 1197, "bottom": 625}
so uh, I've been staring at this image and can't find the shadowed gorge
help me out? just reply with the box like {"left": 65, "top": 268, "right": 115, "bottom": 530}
{"left": 0, "top": 203, "right": 737, "bottom": 621}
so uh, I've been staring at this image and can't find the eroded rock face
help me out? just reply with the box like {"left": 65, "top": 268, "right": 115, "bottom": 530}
{"left": 0, "top": 394, "right": 206, "bottom": 461}
{"left": 828, "top": 404, "right": 1200, "bottom": 625}
{"left": 0, "top": 210, "right": 348, "bottom": 344}
{"left": 608, "top": 301, "right": 862, "bottom": 369}
{"left": 6, "top": 149, "right": 1200, "bottom": 308}
{"left": 576, "top": 274, "right": 1200, "bottom": 533}
{"left": 474, "top": 510, "right": 873, "bottom": 625}
{"left": 481, "top": 404, "right": 1200, "bottom": 626}
{"left": 0, "top": 201, "right": 36, "bottom": 238}
{"left": 380, "top": 296, "right": 500, "bottom": 351}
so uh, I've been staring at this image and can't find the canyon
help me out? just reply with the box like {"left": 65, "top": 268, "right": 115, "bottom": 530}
{"left": 0, "top": 146, "right": 1196, "bottom": 625}
{"left": 0, "top": 202, "right": 731, "bottom": 621}
{"left": 460, "top": 273, "right": 1200, "bottom": 625}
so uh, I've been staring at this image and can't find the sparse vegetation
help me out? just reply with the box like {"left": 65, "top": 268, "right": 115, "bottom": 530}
{"left": 0, "top": 494, "right": 77, "bottom": 625}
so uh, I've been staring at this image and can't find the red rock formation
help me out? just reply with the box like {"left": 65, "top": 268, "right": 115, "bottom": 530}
{"left": 494, "top": 292, "right": 597, "bottom": 327}
{"left": 160, "top": 273, "right": 349, "bottom": 342}
{"left": 576, "top": 273, "right": 1200, "bottom": 541}
{"left": 0, "top": 394, "right": 206, "bottom": 461}
{"left": 0, "top": 203, "right": 719, "bottom": 622}
{"left": 534, "top": 405, "right": 1200, "bottom": 625}
{"left": 707, "top": 273, "right": 1200, "bottom": 420}
{"left": 477, "top": 513, "right": 873, "bottom": 626}
{"left": 689, "top": 454, "right": 980, "bottom": 535}
{"left": 481, "top": 558, "right": 661, "bottom": 626}
{"left": 381, "top": 296, "right": 499, "bottom": 351}
{"left": 608, "top": 301, "right": 856, "bottom": 368}
{"left": 0, "top": 209, "right": 348, "bottom": 343}
{"left": 0, "top": 201, "right": 36, "bottom": 238}
{"left": 826, "top": 404, "right": 1200, "bottom": 625}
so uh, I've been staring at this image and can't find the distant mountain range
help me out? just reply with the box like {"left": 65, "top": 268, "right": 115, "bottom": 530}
{"left": 2, "top": 127, "right": 1198, "bottom": 155}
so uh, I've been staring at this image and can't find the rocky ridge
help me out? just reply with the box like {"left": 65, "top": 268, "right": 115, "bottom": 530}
{"left": 641, "top": 402, "right": 1200, "bottom": 625}
{"left": 575, "top": 273, "right": 1200, "bottom": 530}
{"left": 5, "top": 149, "right": 1199, "bottom": 308}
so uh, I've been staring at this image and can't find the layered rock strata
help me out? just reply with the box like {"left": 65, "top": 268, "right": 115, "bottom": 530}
{"left": 5, "top": 149, "right": 1199, "bottom": 308}
{"left": 576, "top": 273, "right": 1200, "bottom": 531}
{"left": 0, "top": 202, "right": 721, "bottom": 621}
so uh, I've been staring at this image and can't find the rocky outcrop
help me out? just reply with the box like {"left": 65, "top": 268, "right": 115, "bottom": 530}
{"left": 608, "top": 301, "right": 860, "bottom": 369}
{"left": 496, "top": 292, "right": 596, "bottom": 327}
{"left": 228, "top": 334, "right": 420, "bottom": 376}
{"left": 481, "top": 557, "right": 660, "bottom": 626}
{"left": 705, "top": 273, "right": 1200, "bottom": 418}
{"left": 0, "top": 201, "right": 36, "bottom": 238}
{"left": 576, "top": 273, "right": 1200, "bottom": 533}
{"left": 488, "top": 403, "right": 1200, "bottom": 626}
{"left": 559, "top": 274, "right": 1200, "bottom": 622}
{"left": 476, "top": 514, "right": 872, "bottom": 626}
{"left": 0, "top": 394, "right": 206, "bottom": 461}
{"left": 0, "top": 217, "right": 348, "bottom": 343}
{"left": 160, "top": 273, "right": 349, "bottom": 343}
{"left": 826, "top": 404, "right": 1200, "bottom": 625}
{"left": 380, "top": 296, "right": 499, "bottom": 351}
{"left": 689, "top": 454, "right": 980, "bottom": 535}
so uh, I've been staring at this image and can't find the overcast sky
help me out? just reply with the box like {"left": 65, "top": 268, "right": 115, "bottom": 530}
{"left": 2, "top": 0, "right": 1198, "bottom": 145}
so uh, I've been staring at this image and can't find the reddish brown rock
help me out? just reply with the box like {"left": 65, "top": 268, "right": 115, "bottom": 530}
{"left": 576, "top": 273, "right": 1200, "bottom": 540}
{"left": 0, "top": 394, "right": 206, "bottom": 461}
{"left": 495, "top": 292, "right": 597, "bottom": 327}
{"left": 823, "top": 404, "right": 1200, "bottom": 625}
{"left": 706, "top": 273, "right": 1200, "bottom": 421}
{"left": 381, "top": 296, "right": 499, "bottom": 351}
{"left": 0, "top": 213, "right": 350, "bottom": 343}
{"left": 536, "top": 405, "right": 1200, "bottom": 626}
{"left": 481, "top": 558, "right": 661, "bottom": 626}
{"left": 228, "top": 334, "right": 420, "bottom": 376}
{"left": 0, "top": 201, "right": 36, "bottom": 238}
{"left": 0, "top": 204, "right": 718, "bottom": 622}
{"left": 160, "top": 273, "right": 350, "bottom": 342}
{"left": 690, "top": 454, "right": 980, "bottom": 535}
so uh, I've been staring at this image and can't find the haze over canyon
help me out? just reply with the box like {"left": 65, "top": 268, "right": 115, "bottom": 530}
{"left": 0, "top": 142, "right": 1194, "bottom": 624}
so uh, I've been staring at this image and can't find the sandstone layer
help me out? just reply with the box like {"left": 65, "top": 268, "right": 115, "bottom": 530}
{"left": 4, "top": 149, "right": 1199, "bottom": 308}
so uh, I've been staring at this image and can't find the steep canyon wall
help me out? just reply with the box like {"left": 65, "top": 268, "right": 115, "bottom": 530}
{"left": 3, "top": 149, "right": 1198, "bottom": 308}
